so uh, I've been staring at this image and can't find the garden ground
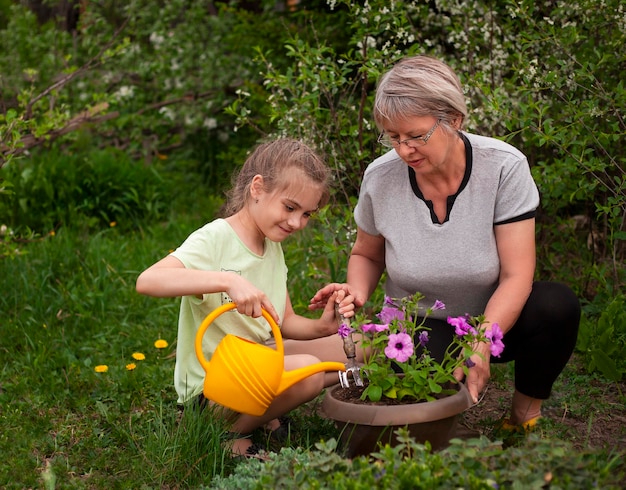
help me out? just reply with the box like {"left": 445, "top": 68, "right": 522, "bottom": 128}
{"left": 456, "top": 354, "right": 626, "bottom": 452}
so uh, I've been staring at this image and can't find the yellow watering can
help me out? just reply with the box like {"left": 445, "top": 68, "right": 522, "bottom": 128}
{"left": 195, "top": 302, "right": 346, "bottom": 416}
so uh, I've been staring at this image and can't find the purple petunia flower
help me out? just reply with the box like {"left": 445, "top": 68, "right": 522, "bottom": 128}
{"left": 447, "top": 315, "right": 477, "bottom": 336}
{"left": 384, "top": 332, "right": 414, "bottom": 363}
{"left": 432, "top": 300, "right": 446, "bottom": 310}
{"left": 337, "top": 323, "right": 353, "bottom": 339}
{"left": 377, "top": 306, "right": 405, "bottom": 324}
{"left": 486, "top": 323, "right": 505, "bottom": 357}
{"left": 418, "top": 331, "right": 429, "bottom": 347}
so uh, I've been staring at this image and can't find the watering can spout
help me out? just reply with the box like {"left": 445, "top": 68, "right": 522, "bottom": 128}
{"left": 195, "top": 303, "right": 346, "bottom": 416}
{"left": 277, "top": 361, "right": 347, "bottom": 394}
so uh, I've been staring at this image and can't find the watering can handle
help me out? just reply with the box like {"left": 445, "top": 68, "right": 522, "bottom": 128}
{"left": 194, "top": 302, "right": 284, "bottom": 371}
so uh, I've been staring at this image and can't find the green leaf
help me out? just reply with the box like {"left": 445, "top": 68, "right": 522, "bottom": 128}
{"left": 590, "top": 349, "right": 621, "bottom": 382}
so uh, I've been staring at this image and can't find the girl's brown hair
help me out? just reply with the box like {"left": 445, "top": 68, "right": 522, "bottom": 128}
{"left": 221, "top": 138, "right": 330, "bottom": 217}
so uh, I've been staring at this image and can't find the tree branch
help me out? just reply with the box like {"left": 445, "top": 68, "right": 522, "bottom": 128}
{"left": 1, "top": 103, "right": 118, "bottom": 164}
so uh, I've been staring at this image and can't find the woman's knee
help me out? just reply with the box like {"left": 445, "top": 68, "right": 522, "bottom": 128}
{"left": 530, "top": 281, "right": 581, "bottom": 325}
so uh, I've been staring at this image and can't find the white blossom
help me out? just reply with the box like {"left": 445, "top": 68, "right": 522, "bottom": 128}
{"left": 203, "top": 118, "right": 217, "bottom": 130}
{"left": 116, "top": 86, "right": 134, "bottom": 98}
{"left": 158, "top": 107, "right": 175, "bottom": 120}
{"left": 149, "top": 32, "right": 165, "bottom": 48}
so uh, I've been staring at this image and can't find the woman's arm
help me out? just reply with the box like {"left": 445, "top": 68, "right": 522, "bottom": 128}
{"left": 484, "top": 218, "right": 536, "bottom": 333}
{"left": 346, "top": 227, "right": 386, "bottom": 307}
{"left": 136, "top": 255, "right": 280, "bottom": 321}
{"left": 460, "top": 218, "right": 536, "bottom": 402}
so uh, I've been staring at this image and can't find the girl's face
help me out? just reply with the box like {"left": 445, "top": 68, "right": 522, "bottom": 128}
{"left": 381, "top": 116, "right": 458, "bottom": 174}
{"left": 252, "top": 173, "right": 324, "bottom": 243}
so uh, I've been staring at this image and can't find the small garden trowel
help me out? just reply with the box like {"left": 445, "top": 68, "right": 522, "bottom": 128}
{"left": 335, "top": 304, "right": 364, "bottom": 388}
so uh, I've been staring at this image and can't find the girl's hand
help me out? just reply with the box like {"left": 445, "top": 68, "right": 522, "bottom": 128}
{"left": 225, "top": 274, "right": 279, "bottom": 323}
{"left": 318, "top": 290, "right": 356, "bottom": 337}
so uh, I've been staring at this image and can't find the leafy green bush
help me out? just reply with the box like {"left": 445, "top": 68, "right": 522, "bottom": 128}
{"left": 0, "top": 146, "right": 170, "bottom": 232}
{"left": 578, "top": 295, "right": 626, "bottom": 382}
{"left": 227, "top": 0, "right": 626, "bottom": 380}
{"left": 210, "top": 430, "right": 625, "bottom": 489}
{"left": 2, "top": 0, "right": 625, "bottom": 383}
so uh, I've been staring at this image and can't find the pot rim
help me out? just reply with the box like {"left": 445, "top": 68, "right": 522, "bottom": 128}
{"left": 321, "top": 381, "right": 473, "bottom": 426}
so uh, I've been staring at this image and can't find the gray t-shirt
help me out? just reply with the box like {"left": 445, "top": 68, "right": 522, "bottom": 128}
{"left": 354, "top": 132, "right": 539, "bottom": 319}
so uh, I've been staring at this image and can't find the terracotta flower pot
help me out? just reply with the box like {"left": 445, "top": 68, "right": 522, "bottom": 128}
{"left": 321, "top": 382, "right": 473, "bottom": 457}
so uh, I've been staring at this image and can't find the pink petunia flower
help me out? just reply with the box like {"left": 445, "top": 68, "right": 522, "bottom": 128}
{"left": 377, "top": 306, "right": 405, "bottom": 324}
{"left": 338, "top": 323, "right": 353, "bottom": 339}
{"left": 486, "top": 323, "right": 505, "bottom": 357}
{"left": 362, "top": 323, "right": 389, "bottom": 333}
{"left": 432, "top": 300, "right": 446, "bottom": 310}
{"left": 383, "top": 295, "right": 397, "bottom": 307}
{"left": 447, "top": 315, "right": 477, "bottom": 336}
{"left": 384, "top": 332, "right": 414, "bottom": 363}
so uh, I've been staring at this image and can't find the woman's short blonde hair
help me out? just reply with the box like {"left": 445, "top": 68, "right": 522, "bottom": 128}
{"left": 374, "top": 55, "right": 468, "bottom": 130}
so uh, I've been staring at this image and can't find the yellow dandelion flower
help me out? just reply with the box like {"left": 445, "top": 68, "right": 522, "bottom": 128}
{"left": 109, "top": 221, "right": 117, "bottom": 227}
{"left": 132, "top": 352, "right": 145, "bottom": 361}
{"left": 49, "top": 230, "right": 56, "bottom": 237}
{"left": 154, "top": 339, "right": 168, "bottom": 349}
{"left": 126, "top": 363, "right": 137, "bottom": 371}
{"left": 95, "top": 365, "right": 108, "bottom": 373}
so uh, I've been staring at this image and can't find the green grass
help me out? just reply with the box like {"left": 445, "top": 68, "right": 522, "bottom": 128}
{"left": 1, "top": 212, "right": 625, "bottom": 488}
{"left": 0, "top": 215, "right": 342, "bottom": 488}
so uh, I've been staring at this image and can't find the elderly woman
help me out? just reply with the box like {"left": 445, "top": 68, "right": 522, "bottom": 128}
{"left": 311, "top": 55, "right": 580, "bottom": 431}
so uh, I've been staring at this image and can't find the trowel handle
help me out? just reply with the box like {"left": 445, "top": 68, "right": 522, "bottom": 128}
{"left": 335, "top": 303, "right": 357, "bottom": 360}
{"left": 343, "top": 335, "right": 357, "bottom": 359}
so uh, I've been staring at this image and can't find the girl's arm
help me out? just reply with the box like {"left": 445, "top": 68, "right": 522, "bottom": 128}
{"left": 136, "top": 255, "right": 280, "bottom": 322}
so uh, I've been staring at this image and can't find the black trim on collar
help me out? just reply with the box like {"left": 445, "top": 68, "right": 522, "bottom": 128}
{"left": 408, "top": 132, "right": 472, "bottom": 224}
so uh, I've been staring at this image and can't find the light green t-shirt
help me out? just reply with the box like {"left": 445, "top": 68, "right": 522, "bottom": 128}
{"left": 170, "top": 218, "right": 288, "bottom": 403}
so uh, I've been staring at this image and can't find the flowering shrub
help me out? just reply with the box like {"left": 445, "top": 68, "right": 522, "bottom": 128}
{"left": 339, "top": 293, "right": 504, "bottom": 403}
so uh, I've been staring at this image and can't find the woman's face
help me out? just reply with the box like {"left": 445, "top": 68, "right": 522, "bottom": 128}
{"left": 381, "top": 116, "right": 459, "bottom": 175}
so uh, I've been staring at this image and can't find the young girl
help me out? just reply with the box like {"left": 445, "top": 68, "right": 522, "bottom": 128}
{"left": 136, "top": 138, "right": 354, "bottom": 458}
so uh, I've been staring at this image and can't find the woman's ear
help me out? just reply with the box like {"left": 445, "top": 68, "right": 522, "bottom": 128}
{"left": 249, "top": 174, "right": 265, "bottom": 200}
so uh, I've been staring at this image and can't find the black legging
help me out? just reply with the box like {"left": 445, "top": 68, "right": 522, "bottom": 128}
{"left": 415, "top": 282, "right": 581, "bottom": 399}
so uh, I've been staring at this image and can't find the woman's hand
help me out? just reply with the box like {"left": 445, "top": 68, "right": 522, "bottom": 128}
{"left": 453, "top": 342, "right": 491, "bottom": 404}
{"left": 309, "top": 283, "right": 364, "bottom": 311}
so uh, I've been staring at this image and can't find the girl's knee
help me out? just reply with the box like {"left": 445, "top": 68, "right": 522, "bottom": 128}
{"left": 285, "top": 354, "right": 326, "bottom": 396}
